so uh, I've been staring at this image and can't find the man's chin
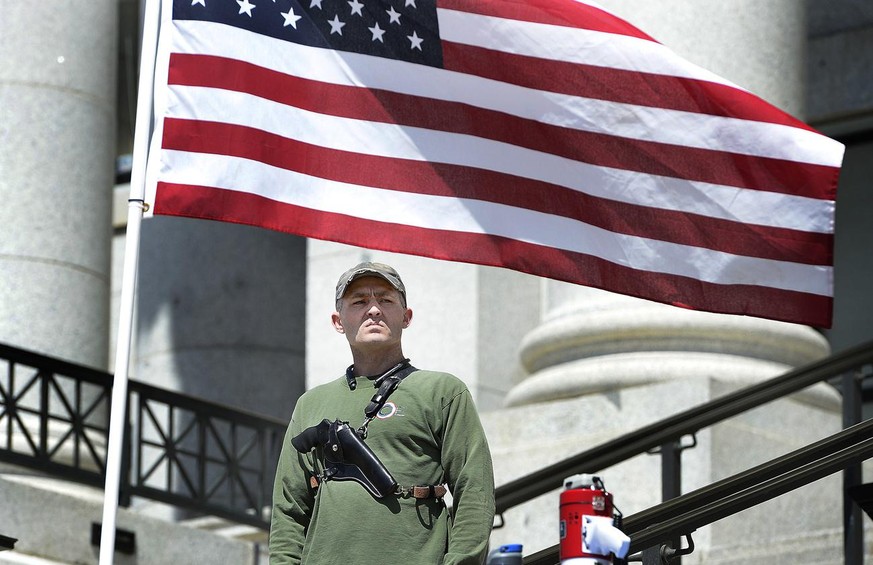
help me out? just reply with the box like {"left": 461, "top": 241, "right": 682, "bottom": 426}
{"left": 355, "top": 332, "right": 387, "bottom": 342}
{"left": 354, "top": 334, "right": 404, "bottom": 350}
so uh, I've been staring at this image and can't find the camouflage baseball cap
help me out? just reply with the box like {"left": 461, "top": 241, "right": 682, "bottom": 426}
{"left": 335, "top": 262, "right": 406, "bottom": 304}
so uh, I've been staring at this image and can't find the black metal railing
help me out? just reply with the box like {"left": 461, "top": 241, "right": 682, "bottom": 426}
{"left": 129, "top": 379, "right": 286, "bottom": 527}
{"left": 492, "top": 339, "right": 873, "bottom": 564}
{"left": 0, "top": 344, "right": 112, "bottom": 485}
{"left": 0, "top": 343, "right": 287, "bottom": 529}
{"left": 523, "top": 418, "right": 873, "bottom": 564}
{"left": 624, "top": 419, "right": 873, "bottom": 553}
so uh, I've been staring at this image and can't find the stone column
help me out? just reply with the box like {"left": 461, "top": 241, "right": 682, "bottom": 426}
{"left": 509, "top": 288, "right": 830, "bottom": 407}
{"left": 0, "top": 1, "right": 117, "bottom": 367}
{"left": 0, "top": 1, "right": 117, "bottom": 478}
{"left": 486, "top": 3, "right": 847, "bottom": 561}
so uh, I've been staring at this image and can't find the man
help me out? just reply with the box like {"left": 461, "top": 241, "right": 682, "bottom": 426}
{"left": 270, "top": 262, "right": 496, "bottom": 564}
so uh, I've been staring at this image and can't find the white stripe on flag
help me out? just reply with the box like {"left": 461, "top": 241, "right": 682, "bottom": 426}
{"left": 437, "top": 8, "right": 740, "bottom": 85}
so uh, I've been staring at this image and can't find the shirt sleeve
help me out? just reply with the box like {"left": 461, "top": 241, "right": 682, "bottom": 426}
{"left": 269, "top": 414, "right": 316, "bottom": 565}
{"left": 440, "top": 387, "right": 496, "bottom": 565}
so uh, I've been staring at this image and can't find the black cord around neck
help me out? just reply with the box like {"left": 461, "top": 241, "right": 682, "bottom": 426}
{"left": 345, "top": 359, "right": 411, "bottom": 391}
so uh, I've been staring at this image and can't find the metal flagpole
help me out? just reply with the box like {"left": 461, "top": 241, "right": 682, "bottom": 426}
{"left": 99, "top": 0, "right": 161, "bottom": 562}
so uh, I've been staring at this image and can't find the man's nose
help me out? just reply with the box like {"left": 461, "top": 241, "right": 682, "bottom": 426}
{"left": 367, "top": 303, "right": 382, "bottom": 316}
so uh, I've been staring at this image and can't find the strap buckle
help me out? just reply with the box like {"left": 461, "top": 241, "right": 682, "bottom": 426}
{"left": 398, "top": 484, "right": 448, "bottom": 499}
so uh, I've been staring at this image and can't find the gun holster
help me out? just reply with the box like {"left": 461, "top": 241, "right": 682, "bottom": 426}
{"left": 291, "top": 419, "right": 399, "bottom": 499}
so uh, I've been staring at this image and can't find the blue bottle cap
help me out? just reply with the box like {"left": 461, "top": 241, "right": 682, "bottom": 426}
{"left": 500, "top": 544, "right": 523, "bottom": 553}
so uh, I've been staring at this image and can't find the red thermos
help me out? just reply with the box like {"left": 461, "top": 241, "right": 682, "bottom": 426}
{"left": 559, "top": 474, "right": 628, "bottom": 565}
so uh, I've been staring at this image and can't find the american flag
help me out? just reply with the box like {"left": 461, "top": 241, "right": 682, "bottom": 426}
{"left": 145, "top": 0, "right": 844, "bottom": 327}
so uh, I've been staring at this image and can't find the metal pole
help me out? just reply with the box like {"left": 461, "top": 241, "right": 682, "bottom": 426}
{"left": 98, "top": 0, "right": 161, "bottom": 562}
{"left": 661, "top": 440, "right": 682, "bottom": 564}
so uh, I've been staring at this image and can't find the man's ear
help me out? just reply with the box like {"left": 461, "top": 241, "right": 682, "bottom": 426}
{"left": 402, "top": 307, "right": 413, "bottom": 328}
{"left": 331, "top": 312, "right": 345, "bottom": 334}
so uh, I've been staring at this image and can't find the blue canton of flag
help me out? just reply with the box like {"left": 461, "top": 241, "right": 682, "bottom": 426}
{"left": 174, "top": 0, "right": 443, "bottom": 67}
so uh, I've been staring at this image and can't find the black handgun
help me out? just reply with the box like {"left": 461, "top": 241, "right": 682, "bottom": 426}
{"left": 291, "top": 419, "right": 398, "bottom": 499}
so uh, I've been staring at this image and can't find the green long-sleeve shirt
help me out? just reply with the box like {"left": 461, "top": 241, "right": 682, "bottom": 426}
{"left": 270, "top": 369, "right": 495, "bottom": 565}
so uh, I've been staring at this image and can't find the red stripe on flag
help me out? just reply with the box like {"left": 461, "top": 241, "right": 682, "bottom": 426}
{"left": 441, "top": 41, "right": 816, "bottom": 133}
{"left": 167, "top": 53, "right": 837, "bottom": 198}
{"left": 154, "top": 181, "right": 834, "bottom": 328}
{"left": 437, "top": 0, "right": 657, "bottom": 41}
{"left": 161, "top": 117, "right": 833, "bottom": 265}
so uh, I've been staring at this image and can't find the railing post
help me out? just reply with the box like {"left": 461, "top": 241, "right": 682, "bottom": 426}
{"left": 661, "top": 440, "right": 682, "bottom": 502}
{"left": 842, "top": 368, "right": 864, "bottom": 565}
{"left": 40, "top": 370, "right": 49, "bottom": 459}
{"left": 660, "top": 437, "right": 691, "bottom": 564}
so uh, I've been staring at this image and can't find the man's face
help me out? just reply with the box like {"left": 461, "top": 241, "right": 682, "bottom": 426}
{"left": 332, "top": 276, "right": 412, "bottom": 353}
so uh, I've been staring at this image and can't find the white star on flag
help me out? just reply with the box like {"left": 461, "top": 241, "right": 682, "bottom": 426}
{"left": 282, "top": 7, "right": 302, "bottom": 28}
{"left": 386, "top": 6, "right": 401, "bottom": 24}
{"left": 348, "top": 0, "right": 364, "bottom": 16}
{"left": 236, "top": 0, "right": 255, "bottom": 16}
{"left": 407, "top": 30, "right": 423, "bottom": 50}
{"left": 191, "top": 0, "right": 205, "bottom": 5}
{"left": 328, "top": 14, "right": 345, "bottom": 35}
{"left": 310, "top": 0, "right": 322, "bottom": 9}
{"left": 369, "top": 22, "right": 385, "bottom": 42}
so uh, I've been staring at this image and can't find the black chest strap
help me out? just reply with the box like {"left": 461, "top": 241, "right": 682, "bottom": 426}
{"left": 357, "top": 359, "right": 417, "bottom": 437}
